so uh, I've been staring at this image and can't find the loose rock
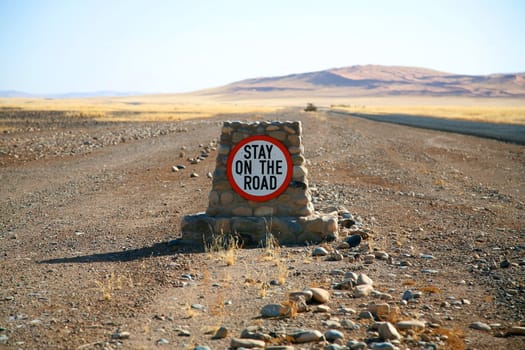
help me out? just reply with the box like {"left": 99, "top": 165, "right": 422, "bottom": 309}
{"left": 306, "top": 287, "right": 330, "bottom": 303}
{"left": 260, "top": 303, "right": 285, "bottom": 318}
{"left": 325, "top": 329, "right": 344, "bottom": 342}
{"left": 290, "top": 290, "right": 313, "bottom": 303}
{"left": 371, "top": 342, "right": 397, "bottom": 350}
{"left": 396, "top": 320, "right": 426, "bottom": 330}
{"left": 401, "top": 290, "right": 421, "bottom": 301}
{"left": 230, "top": 337, "right": 266, "bottom": 348}
{"left": 323, "top": 320, "right": 342, "bottom": 329}
{"left": 357, "top": 273, "right": 374, "bottom": 286}
{"left": 313, "top": 246, "right": 329, "bottom": 256}
{"left": 377, "top": 322, "right": 401, "bottom": 340}
{"left": 347, "top": 340, "right": 367, "bottom": 350}
{"left": 345, "top": 234, "right": 362, "bottom": 248}
{"left": 291, "top": 329, "right": 323, "bottom": 343}
{"left": 343, "top": 319, "right": 360, "bottom": 331}
{"left": 368, "top": 303, "right": 390, "bottom": 318}
{"left": 375, "top": 251, "right": 389, "bottom": 260}
{"left": 111, "top": 331, "right": 131, "bottom": 339}
{"left": 508, "top": 326, "right": 525, "bottom": 336}
{"left": 314, "top": 305, "right": 331, "bottom": 313}
{"left": 358, "top": 311, "right": 374, "bottom": 320}
{"left": 344, "top": 271, "right": 358, "bottom": 282}
{"left": 325, "top": 345, "right": 345, "bottom": 350}
{"left": 363, "top": 254, "right": 376, "bottom": 264}
{"left": 191, "top": 303, "right": 206, "bottom": 311}
{"left": 156, "top": 338, "right": 169, "bottom": 345}
{"left": 240, "top": 327, "right": 272, "bottom": 341}
{"left": 212, "top": 326, "right": 228, "bottom": 339}
{"left": 469, "top": 321, "right": 491, "bottom": 331}
{"left": 354, "top": 284, "right": 374, "bottom": 297}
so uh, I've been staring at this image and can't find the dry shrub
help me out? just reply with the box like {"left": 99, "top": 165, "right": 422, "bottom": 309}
{"left": 210, "top": 292, "right": 225, "bottom": 317}
{"left": 382, "top": 306, "right": 401, "bottom": 324}
{"left": 204, "top": 233, "right": 240, "bottom": 266}
{"left": 260, "top": 234, "right": 280, "bottom": 262}
{"left": 185, "top": 304, "right": 197, "bottom": 319}
{"left": 276, "top": 259, "right": 288, "bottom": 285}
{"left": 259, "top": 281, "right": 269, "bottom": 298}
{"left": 94, "top": 272, "right": 123, "bottom": 301}
{"left": 224, "top": 247, "right": 236, "bottom": 266}
{"left": 431, "top": 328, "right": 465, "bottom": 350}
{"left": 434, "top": 178, "right": 446, "bottom": 187}
{"left": 483, "top": 295, "right": 494, "bottom": 302}
{"left": 280, "top": 300, "right": 299, "bottom": 318}
{"left": 419, "top": 286, "right": 441, "bottom": 294}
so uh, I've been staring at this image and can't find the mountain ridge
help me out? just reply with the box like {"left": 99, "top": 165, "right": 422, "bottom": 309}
{"left": 210, "top": 64, "right": 525, "bottom": 98}
{"left": 2, "top": 65, "right": 525, "bottom": 99}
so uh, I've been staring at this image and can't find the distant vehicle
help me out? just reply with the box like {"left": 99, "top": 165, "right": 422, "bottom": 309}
{"left": 304, "top": 103, "right": 317, "bottom": 112}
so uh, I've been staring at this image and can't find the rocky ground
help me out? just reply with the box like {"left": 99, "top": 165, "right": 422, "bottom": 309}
{"left": 0, "top": 108, "right": 524, "bottom": 350}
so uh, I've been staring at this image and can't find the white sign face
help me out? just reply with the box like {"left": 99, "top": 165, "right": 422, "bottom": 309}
{"left": 227, "top": 135, "right": 292, "bottom": 202}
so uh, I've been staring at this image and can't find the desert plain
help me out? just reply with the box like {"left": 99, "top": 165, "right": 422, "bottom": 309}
{"left": 0, "top": 91, "right": 524, "bottom": 350}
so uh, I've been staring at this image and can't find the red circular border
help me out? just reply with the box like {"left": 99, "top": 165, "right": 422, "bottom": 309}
{"left": 227, "top": 135, "right": 293, "bottom": 202}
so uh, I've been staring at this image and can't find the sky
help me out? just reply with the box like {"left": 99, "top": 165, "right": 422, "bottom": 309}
{"left": 1, "top": 0, "right": 524, "bottom": 94}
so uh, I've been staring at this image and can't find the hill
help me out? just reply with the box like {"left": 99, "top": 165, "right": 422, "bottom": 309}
{"left": 196, "top": 65, "right": 525, "bottom": 99}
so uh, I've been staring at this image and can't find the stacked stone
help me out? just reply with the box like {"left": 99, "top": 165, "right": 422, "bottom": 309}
{"left": 206, "top": 120, "right": 313, "bottom": 217}
{"left": 181, "top": 120, "right": 338, "bottom": 246}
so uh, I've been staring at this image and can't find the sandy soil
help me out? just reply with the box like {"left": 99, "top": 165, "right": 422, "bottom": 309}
{"left": 0, "top": 108, "right": 524, "bottom": 349}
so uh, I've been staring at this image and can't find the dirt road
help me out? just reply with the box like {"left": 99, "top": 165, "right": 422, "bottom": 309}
{"left": 1, "top": 109, "right": 524, "bottom": 349}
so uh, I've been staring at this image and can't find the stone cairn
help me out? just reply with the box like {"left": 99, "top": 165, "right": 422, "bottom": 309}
{"left": 181, "top": 121, "right": 338, "bottom": 246}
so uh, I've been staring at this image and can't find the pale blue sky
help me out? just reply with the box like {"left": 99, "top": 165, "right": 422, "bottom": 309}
{"left": 1, "top": 0, "right": 524, "bottom": 94}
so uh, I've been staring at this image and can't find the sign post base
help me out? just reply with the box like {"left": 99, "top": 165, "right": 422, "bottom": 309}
{"left": 181, "top": 213, "right": 337, "bottom": 246}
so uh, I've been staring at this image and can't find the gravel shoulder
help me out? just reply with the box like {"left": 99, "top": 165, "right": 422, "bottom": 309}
{"left": 0, "top": 109, "right": 524, "bottom": 349}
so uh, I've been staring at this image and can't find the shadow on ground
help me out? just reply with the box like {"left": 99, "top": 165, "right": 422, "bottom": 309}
{"left": 37, "top": 240, "right": 203, "bottom": 264}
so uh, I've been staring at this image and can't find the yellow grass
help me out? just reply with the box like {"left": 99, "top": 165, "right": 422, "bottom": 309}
{"left": 0, "top": 96, "right": 280, "bottom": 122}
{"left": 331, "top": 104, "right": 525, "bottom": 125}
{"left": 2, "top": 95, "right": 524, "bottom": 125}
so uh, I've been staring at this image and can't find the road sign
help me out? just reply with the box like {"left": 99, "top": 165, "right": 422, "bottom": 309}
{"left": 227, "top": 135, "right": 292, "bottom": 202}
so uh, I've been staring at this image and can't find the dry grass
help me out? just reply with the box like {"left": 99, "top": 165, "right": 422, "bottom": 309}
{"left": 94, "top": 271, "right": 129, "bottom": 301}
{"left": 224, "top": 245, "right": 236, "bottom": 266}
{"left": 331, "top": 104, "right": 525, "bottom": 125}
{"left": 3, "top": 95, "right": 523, "bottom": 126}
{"left": 0, "top": 97, "right": 280, "bottom": 123}
{"left": 381, "top": 306, "right": 401, "bottom": 323}
{"left": 431, "top": 328, "right": 465, "bottom": 350}
{"left": 258, "top": 281, "right": 269, "bottom": 298}
{"left": 419, "top": 285, "right": 441, "bottom": 294}
{"left": 204, "top": 233, "right": 240, "bottom": 266}
{"left": 276, "top": 257, "right": 289, "bottom": 285}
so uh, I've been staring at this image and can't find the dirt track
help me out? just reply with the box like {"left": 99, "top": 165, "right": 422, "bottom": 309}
{"left": 1, "top": 108, "right": 524, "bottom": 349}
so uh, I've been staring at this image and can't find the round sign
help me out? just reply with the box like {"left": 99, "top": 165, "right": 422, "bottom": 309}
{"left": 227, "top": 135, "right": 292, "bottom": 202}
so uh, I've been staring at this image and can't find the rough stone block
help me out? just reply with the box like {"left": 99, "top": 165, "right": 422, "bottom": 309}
{"left": 254, "top": 206, "right": 274, "bottom": 217}
{"left": 181, "top": 120, "right": 338, "bottom": 246}
{"left": 232, "top": 206, "right": 253, "bottom": 216}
